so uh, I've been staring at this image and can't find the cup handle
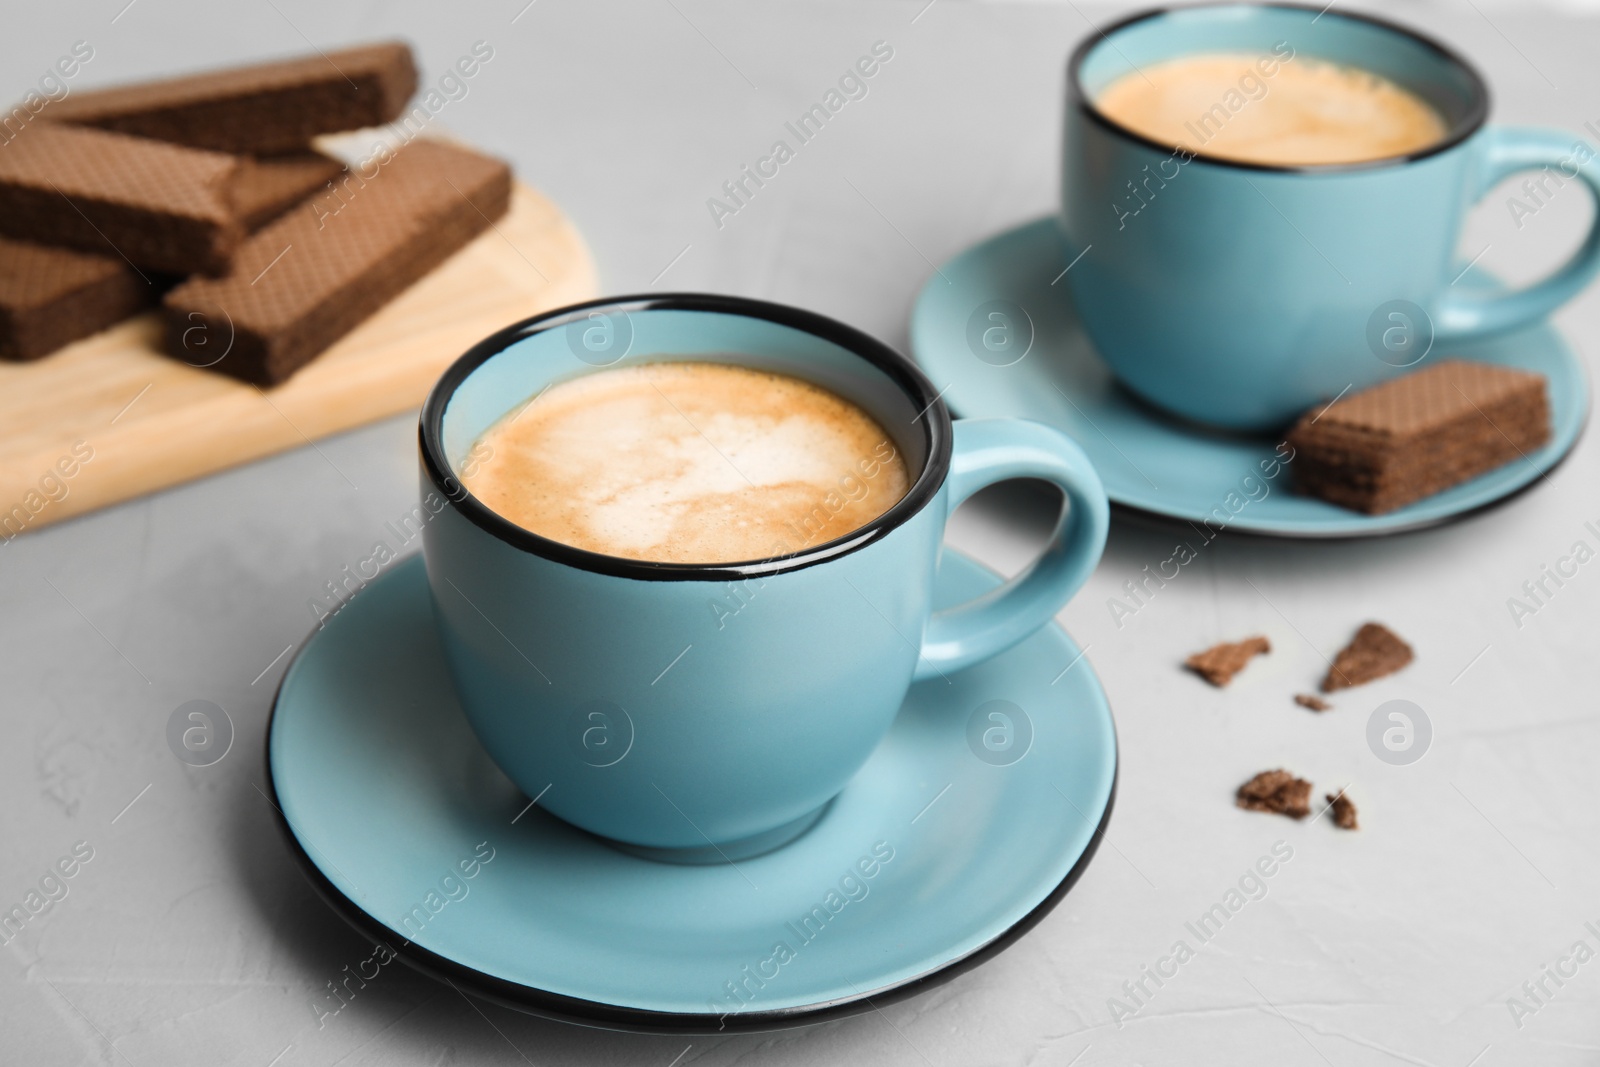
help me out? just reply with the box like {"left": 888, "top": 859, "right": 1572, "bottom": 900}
{"left": 913, "top": 419, "right": 1109, "bottom": 682}
{"left": 1433, "top": 126, "right": 1600, "bottom": 341}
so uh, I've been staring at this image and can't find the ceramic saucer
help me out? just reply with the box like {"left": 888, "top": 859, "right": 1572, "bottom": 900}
{"left": 267, "top": 551, "right": 1117, "bottom": 1034}
{"left": 910, "top": 217, "right": 1589, "bottom": 538}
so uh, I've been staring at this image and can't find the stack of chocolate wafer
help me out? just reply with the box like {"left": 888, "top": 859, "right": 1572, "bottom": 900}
{"left": 0, "top": 42, "right": 513, "bottom": 385}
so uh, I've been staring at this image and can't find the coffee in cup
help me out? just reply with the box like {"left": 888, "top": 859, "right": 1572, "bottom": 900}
{"left": 460, "top": 361, "right": 910, "bottom": 564}
{"left": 1094, "top": 51, "right": 1447, "bottom": 166}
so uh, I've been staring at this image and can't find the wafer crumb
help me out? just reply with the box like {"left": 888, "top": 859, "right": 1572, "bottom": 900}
{"left": 1236, "top": 769, "right": 1312, "bottom": 819}
{"left": 1186, "top": 636, "right": 1271, "bottom": 687}
{"left": 1326, "top": 792, "right": 1359, "bottom": 830}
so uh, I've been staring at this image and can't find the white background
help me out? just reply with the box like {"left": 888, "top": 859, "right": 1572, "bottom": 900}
{"left": 3, "top": 1, "right": 1599, "bottom": 1064}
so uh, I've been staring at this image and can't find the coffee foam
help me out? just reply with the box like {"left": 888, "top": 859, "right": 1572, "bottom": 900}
{"left": 1095, "top": 52, "right": 1448, "bottom": 166}
{"left": 461, "top": 361, "right": 911, "bottom": 564}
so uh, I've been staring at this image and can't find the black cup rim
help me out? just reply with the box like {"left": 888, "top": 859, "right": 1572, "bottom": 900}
{"left": 1068, "top": 1, "right": 1492, "bottom": 175}
{"left": 419, "top": 293, "right": 952, "bottom": 582}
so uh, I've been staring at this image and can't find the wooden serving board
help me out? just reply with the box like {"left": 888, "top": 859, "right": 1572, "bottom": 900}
{"left": 0, "top": 182, "right": 597, "bottom": 537}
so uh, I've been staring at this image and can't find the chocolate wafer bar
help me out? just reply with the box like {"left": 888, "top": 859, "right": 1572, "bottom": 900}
{"left": 0, "top": 122, "right": 242, "bottom": 274}
{"left": 234, "top": 151, "right": 346, "bottom": 231}
{"left": 0, "top": 236, "right": 154, "bottom": 360}
{"left": 1287, "top": 360, "right": 1550, "bottom": 514}
{"left": 163, "top": 139, "right": 511, "bottom": 385}
{"left": 46, "top": 42, "right": 418, "bottom": 155}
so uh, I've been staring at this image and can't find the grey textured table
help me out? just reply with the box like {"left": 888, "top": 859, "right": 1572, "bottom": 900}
{"left": 5, "top": 1, "right": 1600, "bottom": 1063}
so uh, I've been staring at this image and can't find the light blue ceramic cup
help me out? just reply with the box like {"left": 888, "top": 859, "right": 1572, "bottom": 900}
{"left": 420, "top": 295, "right": 1108, "bottom": 859}
{"left": 1061, "top": 3, "right": 1600, "bottom": 430}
